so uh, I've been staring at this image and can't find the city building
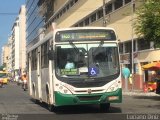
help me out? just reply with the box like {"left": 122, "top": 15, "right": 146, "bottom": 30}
{"left": 26, "top": 0, "right": 45, "bottom": 48}
{"left": 19, "top": 5, "right": 26, "bottom": 74}
{"left": 11, "top": 17, "right": 20, "bottom": 74}
{"left": 6, "top": 36, "right": 12, "bottom": 72}
{"left": 26, "top": 0, "right": 159, "bottom": 90}
{"left": 1, "top": 44, "right": 10, "bottom": 68}
{"left": 6, "top": 5, "right": 26, "bottom": 75}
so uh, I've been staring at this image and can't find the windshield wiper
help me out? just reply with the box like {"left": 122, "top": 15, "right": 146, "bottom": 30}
{"left": 69, "top": 41, "right": 79, "bottom": 54}
{"left": 93, "top": 40, "right": 104, "bottom": 56}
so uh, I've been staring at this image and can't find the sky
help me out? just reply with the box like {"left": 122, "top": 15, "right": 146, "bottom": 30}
{"left": 0, "top": 0, "right": 25, "bottom": 65}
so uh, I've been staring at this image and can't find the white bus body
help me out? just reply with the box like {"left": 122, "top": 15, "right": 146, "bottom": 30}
{"left": 27, "top": 27, "right": 122, "bottom": 111}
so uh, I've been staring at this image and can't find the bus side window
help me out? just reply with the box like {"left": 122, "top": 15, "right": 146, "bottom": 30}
{"left": 57, "top": 48, "right": 67, "bottom": 69}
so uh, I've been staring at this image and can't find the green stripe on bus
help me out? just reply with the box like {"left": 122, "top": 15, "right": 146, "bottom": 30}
{"left": 54, "top": 88, "right": 122, "bottom": 106}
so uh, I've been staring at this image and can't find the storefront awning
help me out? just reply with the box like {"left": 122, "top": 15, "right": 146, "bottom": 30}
{"left": 142, "top": 62, "right": 160, "bottom": 71}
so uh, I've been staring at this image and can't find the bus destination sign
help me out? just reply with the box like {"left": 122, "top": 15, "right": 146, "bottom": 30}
{"left": 55, "top": 29, "right": 116, "bottom": 41}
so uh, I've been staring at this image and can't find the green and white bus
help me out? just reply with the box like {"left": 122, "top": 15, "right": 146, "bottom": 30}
{"left": 27, "top": 26, "right": 122, "bottom": 111}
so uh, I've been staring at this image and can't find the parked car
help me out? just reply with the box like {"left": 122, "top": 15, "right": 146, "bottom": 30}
{"left": 0, "top": 71, "right": 9, "bottom": 84}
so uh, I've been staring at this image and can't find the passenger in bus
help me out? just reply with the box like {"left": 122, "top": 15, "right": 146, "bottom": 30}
{"left": 65, "top": 54, "right": 75, "bottom": 69}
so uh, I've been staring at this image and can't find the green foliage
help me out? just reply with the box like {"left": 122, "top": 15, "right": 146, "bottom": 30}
{"left": 134, "top": 0, "right": 160, "bottom": 47}
{"left": 0, "top": 65, "right": 4, "bottom": 70}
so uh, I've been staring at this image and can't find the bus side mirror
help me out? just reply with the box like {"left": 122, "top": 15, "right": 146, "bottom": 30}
{"left": 48, "top": 50, "right": 55, "bottom": 60}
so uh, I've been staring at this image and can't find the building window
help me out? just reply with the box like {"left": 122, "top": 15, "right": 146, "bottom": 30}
{"left": 62, "top": 8, "right": 66, "bottom": 14}
{"left": 133, "top": 40, "right": 136, "bottom": 52}
{"left": 79, "top": 22, "right": 84, "bottom": 27}
{"left": 125, "top": 0, "right": 132, "bottom": 4}
{"left": 56, "top": 14, "right": 59, "bottom": 19}
{"left": 91, "top": 13, "right": 96, "bottom": 22}
{"left": 59, "top": 11, "right": 62, "bottom": 17}
{"left": 66, "top": 4, "right": 70, "bottom": 10}
{"left": 70, "top": 0, "right": 74, "bottom": 7}
{"left": 105, "top": 3, "right": 112, "bottom": 14}
{"left": 119, "top": 43, "right": 123, "bottom": 54}
{"left": 74, "top": 0, "right": 78, "bottom": 3}
{"left": 84, "top": 18, "right": 89, "bottom": 26}
{"left": 97, "top": 9, "right": 103, "bottom": 19}
{"left": 123, "top": 40, "right": 137, "bottom": 53}
{"left": 137, "top": 38, "right": 150, "bottom": 51}
{"left": 114, "top": 0, "right": 123, "bottom": 10}
{"left": 124, "top": 41, "right": 131, "bottom": 53}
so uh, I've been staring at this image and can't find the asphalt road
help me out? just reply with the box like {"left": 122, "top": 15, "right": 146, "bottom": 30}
{"left": 0, "top": 82, "right": 51, "bottom": 114}
{"left": 0, "top": 82, "right": 160, "bottom": 120}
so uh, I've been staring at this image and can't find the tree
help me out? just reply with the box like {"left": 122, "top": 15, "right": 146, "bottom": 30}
{"left": 0, "top": 65, "right": 5, "bottom": 71}
{"left": 134, "top": 0, "right": 160, "bottom": 47}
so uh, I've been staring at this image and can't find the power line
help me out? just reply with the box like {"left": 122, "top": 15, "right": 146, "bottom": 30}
{"left": 0, "top": 12, "right": 17, "bottom": 16}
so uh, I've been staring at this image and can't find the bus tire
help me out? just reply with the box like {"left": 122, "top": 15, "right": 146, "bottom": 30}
{"left": 32, "top": 85, "right": 38, "bottom": 104}
{"left": 48, "top": 103, "right": 54, "bottom": 112}
{"left": 46, "top": 86, "right": 54, "bottom": 112}
{"left": 32, "top": 84, "right": 36, "bottom": 98}
{"left": 47, "top": 94, "right": 56, "bottom": 112}
{"left": 100, "top": 103, "right": 110, "bottom": 112}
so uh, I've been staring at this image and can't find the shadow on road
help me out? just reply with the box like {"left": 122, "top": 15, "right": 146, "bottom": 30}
{"left": 133, "top": 95, "right": 160, "bottom": 101}
{"left": 145, "top": 104, "right": 160, "bottom": 109}
{"left": 53, "top": 105, "right": 122, "bottom": 114}
{"left": 30, "top": 99, "right": 122, "bottom": 114}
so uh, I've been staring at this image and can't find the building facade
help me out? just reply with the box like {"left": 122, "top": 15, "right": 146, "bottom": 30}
{"left": 6, "top": 36, "right": 12, "bottom": 72}
{"left": 5, "top": 5, "right": 26, "bottom": 75}
{"left": 26, "top": 0, "right": 160, "bottom": 90}
{"left": 19, "top": 5, "right": 26, "bottom": 73}
{"left": 11, "top": 17, "right": 20, "bottom": 71}
{"left": 26, "top": 0, "right": 45, "bottom": 48}
{"left": 1, "top": 45, "right": 10, "bottom": 68}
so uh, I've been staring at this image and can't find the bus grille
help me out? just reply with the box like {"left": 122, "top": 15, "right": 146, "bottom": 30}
{"left": 77, "top": 95, "right": 101, "bottom": 101}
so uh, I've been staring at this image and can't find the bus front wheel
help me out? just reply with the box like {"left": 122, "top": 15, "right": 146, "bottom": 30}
{"left": 100, "top": 103, "right": 110, "bottom": 112}
{"left": 48, "top": 103, "right": 54, "bottom": 112}
{"left": 46, "top": 91, "right": 55, "bottom": 112}
{"left": 47, "top": 97, "right": 58, "bottom": 112}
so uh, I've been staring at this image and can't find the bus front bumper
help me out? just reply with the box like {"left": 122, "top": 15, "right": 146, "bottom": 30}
{"left": 55, "top": 88, "right": 122, "bottom": 106}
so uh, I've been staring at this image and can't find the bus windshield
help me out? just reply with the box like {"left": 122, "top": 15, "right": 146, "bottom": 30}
{"left": 55, "top": 43, "right": 120, "bottom": 79}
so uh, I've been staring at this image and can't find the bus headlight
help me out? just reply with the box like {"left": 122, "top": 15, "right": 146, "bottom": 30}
{"left": 106, "top": 82, "right": 119, "bottom": 92}
{"left": 58, "top": 85, "right": 72, "bottom": 94}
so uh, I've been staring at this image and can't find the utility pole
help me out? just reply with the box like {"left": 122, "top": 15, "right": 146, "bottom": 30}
{"left": 103, "top": 0, "right": 106, "bottom": 27}
{"left": 131, "top": 0, "right": 135, "bottom": 91}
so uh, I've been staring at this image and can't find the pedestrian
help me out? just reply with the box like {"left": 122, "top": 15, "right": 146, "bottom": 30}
{"left": 21, "top": 74, "right": 28, "bottom": 90}
{"left": 21, "top": 74, "right": 27, "bottom": 83}
{"left": 129, "top": 74, "right": 133, "bottom": 91}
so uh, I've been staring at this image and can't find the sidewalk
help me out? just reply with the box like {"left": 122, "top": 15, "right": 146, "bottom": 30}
{"left": 122, "top": 90, "right": 160, "bottom": 96}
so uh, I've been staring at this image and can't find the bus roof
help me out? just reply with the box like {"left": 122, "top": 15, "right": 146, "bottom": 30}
{"left": 54, "top": 27, "right": 116, "bottom": 32}
{"left": 27, "top": 27, "right": 117, "bottom": 53}
{"left": 54, "top": 27, "right": 117, "bottom": 42}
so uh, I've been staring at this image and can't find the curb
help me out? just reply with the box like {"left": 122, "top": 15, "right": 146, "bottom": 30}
{"left": 122, "top": 91, "right": 159, "bottom": 96}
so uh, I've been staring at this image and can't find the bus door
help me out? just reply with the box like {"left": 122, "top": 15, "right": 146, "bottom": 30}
{"left": 37, "top": 51, "right": 42, "bottom": 99}
{"left": 28, "top": 53, "right": 32, "bottom": 96}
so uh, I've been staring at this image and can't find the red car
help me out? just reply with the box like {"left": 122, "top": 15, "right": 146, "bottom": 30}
{"left": 0, "top": 78, "right": 3, "bottom": 88}
{"left": 147, "top": 81, "right": 157, "bottom": 92}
